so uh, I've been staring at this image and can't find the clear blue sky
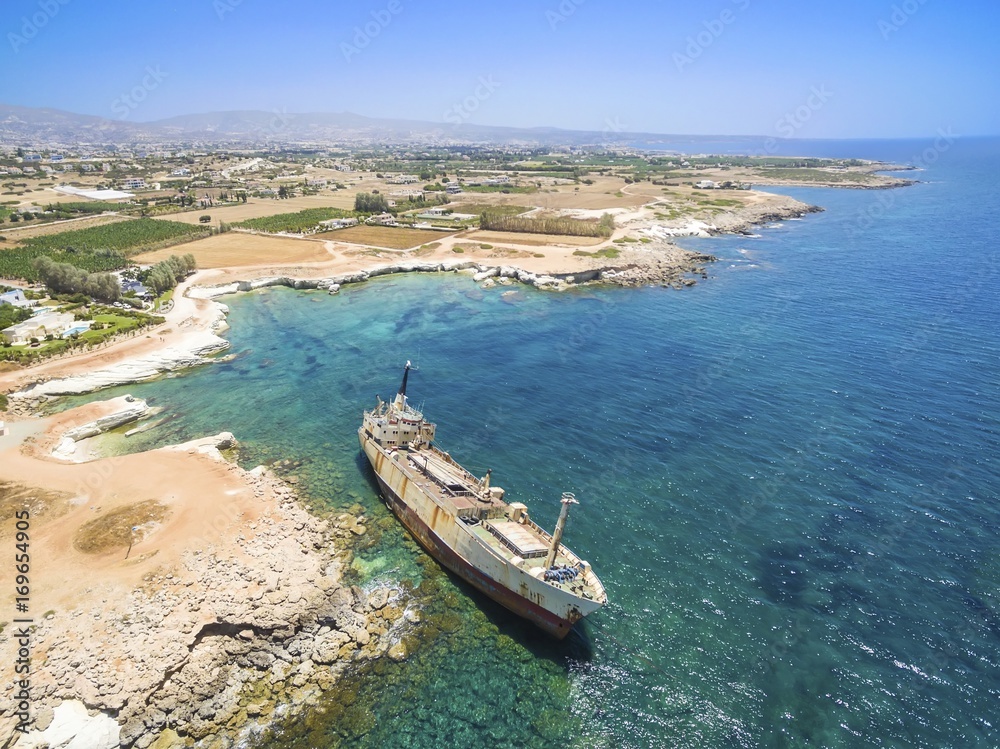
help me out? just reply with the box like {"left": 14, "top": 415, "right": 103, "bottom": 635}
{"left": 3, "top": 0, "right": 998, "bottom": 138}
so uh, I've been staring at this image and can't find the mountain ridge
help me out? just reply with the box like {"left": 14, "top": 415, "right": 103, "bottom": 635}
{"left": 0, "top": 103, "right": 770, "bottom": 148}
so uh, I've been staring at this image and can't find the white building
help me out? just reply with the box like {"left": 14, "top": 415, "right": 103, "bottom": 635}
{"left": 2, "top": 312, "right": 75, "bottom": 345}
{"left": 0, "top": 290, "right": 33, "bottom": 308}
{"left": 366, "top": 212, "right": 398, "bottom": 226}
{"left": 318, "top": 217, "right": 359, "bottom": 230}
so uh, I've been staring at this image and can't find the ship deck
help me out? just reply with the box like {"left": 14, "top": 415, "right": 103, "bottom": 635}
{"left": 397, "top": 445, "right": 506, "bottom": 517}
{"left": 377, "top": 441, "right": 605, "bottom": 602}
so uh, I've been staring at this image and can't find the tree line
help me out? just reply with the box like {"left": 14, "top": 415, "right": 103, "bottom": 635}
{"left": 33, "top": 257, "right": 123, "bottom": 302}
{"left": 31, "top": 253, "right": 196, "bottom": 302}
{"left": 479, "top": 210, "right": 615, "bottom": 238}
{"left": 144, "top": 254, "right": 197, "bottom": 296}
{"left": 354, "top": 192, "right": 390, "bottom": 214}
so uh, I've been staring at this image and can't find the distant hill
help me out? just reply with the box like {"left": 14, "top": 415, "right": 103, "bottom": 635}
{"left": 0, "top": 104, "right": 144, "bottom": 143}
{"left": 0, "top": 103, "right": 692, "bottom": 148}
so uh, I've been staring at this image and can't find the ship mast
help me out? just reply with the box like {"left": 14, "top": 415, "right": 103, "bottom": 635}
{"left": 393, "top": 360, "right": 411, "bottom": 410}
{"left": 545, "top": 492, "right": 579, "bottom": 568}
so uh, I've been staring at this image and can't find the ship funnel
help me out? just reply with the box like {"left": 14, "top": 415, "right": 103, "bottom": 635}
{"left": 393, "top": 360, "right": 412, "bottom": 409}
{"left": 545, "top": 492, "right": 579, "bottom": 569}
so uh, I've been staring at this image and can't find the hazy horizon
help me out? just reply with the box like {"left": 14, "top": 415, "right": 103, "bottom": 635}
{"left": 3, "top": 0, "right": 999, "bottom": 140}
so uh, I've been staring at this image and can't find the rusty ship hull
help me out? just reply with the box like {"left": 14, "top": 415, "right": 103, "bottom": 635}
{"left": 358, "top": 365, "right": 606, "bottom": 639}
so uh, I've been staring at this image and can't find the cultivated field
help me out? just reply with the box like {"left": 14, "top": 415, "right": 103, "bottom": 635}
{"left": 134, "top": 232, "right": 331, "bottom": 267}
{"left": 151, "top": 195, "right": 358, "bottom": 225}
{"left": 31, "top": 189, "right": 129, "bottom": 206}
{"left": 0, "top": 214, "right": 129, "bottom": 242}
{"left": 527, "top": 176, "right": 650, "bottom": 210}
{"left": 320, "top": 225, "right": 457, "bottom": 249}
{"left": 463, "top": 230, "right": 605, "bottom": 247}
{"left": 450, "top": 203, "right": 530, "bottom": 216}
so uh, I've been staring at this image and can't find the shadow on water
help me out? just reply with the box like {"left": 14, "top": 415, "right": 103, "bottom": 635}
{"left": 253, "top": 451, "right": 596, "bottom": 748}
{"left": 757, "top": 543, "right": 809, "bottom": 606}
{"left": 353, "top": 449, "right": 597, "bottom": 663}
{"left": 963, "top": 593, "right": 1000, "bottom": 640}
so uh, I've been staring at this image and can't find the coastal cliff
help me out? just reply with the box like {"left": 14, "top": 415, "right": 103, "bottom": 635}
{"left": 0, "top": 428, "right": 411, "bottom": 749}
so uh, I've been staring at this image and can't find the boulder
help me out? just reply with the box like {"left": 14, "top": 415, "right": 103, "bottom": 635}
{"left": 18, "top": 700, "right": 121, "bottom": 749}
{"left": 63, "top": 399, "right": 150, "bottom": 441}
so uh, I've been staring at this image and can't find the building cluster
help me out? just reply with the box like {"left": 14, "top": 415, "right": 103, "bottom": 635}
{"left": 1, "top": 309, "right": 82, "bottom": 345}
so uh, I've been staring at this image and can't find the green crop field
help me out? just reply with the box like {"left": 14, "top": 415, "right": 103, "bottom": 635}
{"left": 0, "top": 218, "right": 206, "bottom": 281}
{"left": 451, "top": 203, "right": 529, "bottom": 217}
{"left": 233, "top": 207, "right": 355, "bottom": 233}
{"left": 16, "top": 218, "right": 204, "bottom": 254}
{"left": 38, "top": 201, "right": 112, "bottom": 217}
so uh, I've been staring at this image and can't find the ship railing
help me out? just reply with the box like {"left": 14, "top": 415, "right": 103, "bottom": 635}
{"left": 411, "top": 460, "right": 476, "bottom": 500}
{"left": 430, "top": 445, "right": 483, "bottom": 481}
{"left": 518, "top": 515, "right": 588, "bottom": 568}
{"left": 587, "top": 574, "right": 607, "bottom": 602}
{"left": 527, "top": 518, "right": 605, "bottom": 598}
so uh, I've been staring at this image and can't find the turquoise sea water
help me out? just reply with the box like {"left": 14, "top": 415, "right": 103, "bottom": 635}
{"left": 79, "top": 138, "right": 999, "bottom": 747}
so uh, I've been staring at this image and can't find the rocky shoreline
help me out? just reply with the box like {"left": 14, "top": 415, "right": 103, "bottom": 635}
{"left": 5, "top": 433, "right": 412, "bottom": 749}
{"left": 1, "top": 192, "right": 837, "bottom": 411}
{"left": 5, "top": 321, "right": 230, "bottom": 417}
{"left": 707, "top": 199, "right": 825, "bottom": 235}
{"left": 187, "top": 248, "right": 716, "bottom": 299}
{"left": 0, "top": 189, "right": 826, "bottom": 749}
{"left": 49, "top": 396, "right": 151, "bottom": 462}
{"left": 3, "top": 246, "right": 718, "bottom": 413}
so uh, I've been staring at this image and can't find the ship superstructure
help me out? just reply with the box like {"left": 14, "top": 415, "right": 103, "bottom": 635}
{"left": 358, "top": 362, "right": 606, "bottom": 638}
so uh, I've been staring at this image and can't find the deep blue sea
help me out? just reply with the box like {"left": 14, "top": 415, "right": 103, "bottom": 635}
{"left": 78, "top": 137, "right": 1000, "bottom": 747}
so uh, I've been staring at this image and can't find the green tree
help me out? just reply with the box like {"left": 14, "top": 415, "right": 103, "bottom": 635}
{"left": 353, "top": 192, "right": 389, "bottom": 214}
{"left": 32, "top": 257, "right": 121, "bottom": 302}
